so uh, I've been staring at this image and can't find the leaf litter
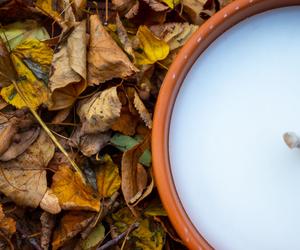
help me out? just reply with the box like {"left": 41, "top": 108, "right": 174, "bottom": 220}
{"left": 0, "top": 0, "right": 230, "bottom": 249}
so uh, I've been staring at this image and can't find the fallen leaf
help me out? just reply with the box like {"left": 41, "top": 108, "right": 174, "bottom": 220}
{"left": 181, "top": 0, "right": 207, "bottom": 24}
{"left": 112, "top": 0, "right": 139, "bottom": 19}
{"left": 87, "top": 15, "right": 138, "bottom": 85}
{"left": 0, "top": 20, "right": 50, "bottom": 50}
{"left": 0, "top": 131, "right": 55, "bottom": 208}
{"left": 81, "top": 222, "right": 105, "bottom": 250}
{"left": 159, "top": 0, "right": 180, "bottom": 8}
{"left": 35, "top": 0, "right": 64, "bottom": 25}
{"left": 96, "top": 154, "right": 121, "bottom": 198}
{"left": 116, "top": 14, "right": 135, "bottom": 60}
{"left": 112, "top": 207, "right": 165, "bottom": 250}
{"left": 51, "top": 164, "right": 101, "bottom": 211}
{"left": 0, "top": 204, "right": 16, "bottom": 238}
{"left": 77, "top": 87, "right": 122, "bottom": 134}
{"left": 150, "top": 22, "right": 198, "bottom": 50}
{"left": 121, "top": 135, "right": 150, "bottom": 214}
{"left": 142, "top": 0, "right": 169, "bottom": 11}
{"left": 49, "top": 20, "right": 87, "bottom": 110}
{"left": 52, "top": 211, "right": 95, "bottom": 250}
{"left": 73, "top": 0, "right": 87, "bottom": 20}
{"left": 135, "top": 25, "right": 169, "bottom": 65}
{"left": 1, "top": 39, "right": 52, "bottom": 110}
{"left": 40, "top": 212, "right": 56, "bottom": 250}
{"left": 133, "top": 89, "right": 153, "bottom": 129}
{"left": 111, "top": 133, "right": 152, "bottom": 167}
{"left": 144, "top": 201, "right": 168, "bottom": 217}
{"left": 40, "top": 188, "right": 62, "bottom": 214}
{"left": 0, "top": 38, "right": 17, "bottom": 87}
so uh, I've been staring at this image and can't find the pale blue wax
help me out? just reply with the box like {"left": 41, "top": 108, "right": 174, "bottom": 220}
{"left": 169, "top": 6, "right": 300, "bottom": 250}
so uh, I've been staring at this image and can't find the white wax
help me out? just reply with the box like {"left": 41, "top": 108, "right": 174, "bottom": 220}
{"left": 169, "top": 7, "right": 300, "bottom": 250}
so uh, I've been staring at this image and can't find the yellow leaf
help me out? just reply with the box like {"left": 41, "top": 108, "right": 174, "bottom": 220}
{"left": 35, "top": 0, "right": 63, "bottom": 24}
{"left": 135, "top": 26, "right": 169, "bottom": 65}
{"left": 51, "top": 164, "right": 101, "bottom": 212}
{"left": 160, "top": 0, "right": 180, "bottom": 8}
{"left": 112, "top": 207, "right": 165, "bottom": 250}
{"left": 96, "top": 154, "right": 121, "bottom": 198}
{"left": 0, "top": 39, "right": 52, "bottom": 110}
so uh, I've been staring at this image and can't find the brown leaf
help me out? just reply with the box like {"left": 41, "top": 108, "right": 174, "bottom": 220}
{"left": 40, "top": 212, "right": 56, "bottom": 250}
{"left": 52, "top": 211, "right": 95, "bottom": 250}
{"left": 121, "top": 135, "right": 150, "bottom": 215}
{"left": 0, "top": 131, "right": 55, "bottom": 208}
{"left": 96, "top": 154, "right": 121, "bottom": 198}
{"left": 70, "top": 130, "right": 111, "bottom": 157}
{"left": 0, "top": 38, "right": 17, "bottom": 87}
{"left": 40, "top": 188, "right": 62, "bottom": 214}
{"left": 77, "top": 87, "right": 122, "bottom": 134}
{"left": 0, "top": 204, "right": 16, "bottom": 238}
{"left": 181, "top": 0, "right": 207, "bottom": 24}
{"left": 133, "top": 90, "right": 153, "bottom": 129}
{"left": 87, "top": 15, "right": 138, "bottom": 85}
{"left": 49, "top": 20, "right": 87, "bottom": 110}
{"left": 51, "top": 164, "right": 101, "bottom": 211}
{"left": 112, "top": 0, "right": 139, "bottom": 19}
{"left": 142, "top": 0, "right": 169, "bottom": 12}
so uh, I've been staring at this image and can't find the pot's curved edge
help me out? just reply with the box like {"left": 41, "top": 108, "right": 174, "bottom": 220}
{"left": 152, "top": 0, "right": 300, "bottom": 249}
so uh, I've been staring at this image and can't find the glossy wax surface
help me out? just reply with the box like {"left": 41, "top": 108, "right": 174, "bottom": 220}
{"left": 169, "top": 6, "right": 300, "bottom": 250}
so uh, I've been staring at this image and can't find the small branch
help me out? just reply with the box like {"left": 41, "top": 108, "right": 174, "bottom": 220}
{"left": 17, "top": 222, "right": 42, "bottom": 250}
{"left": 283, "top": 132, "right": 300, "bottom": 149}
{"left": 97, "top": 222, "right": 139, "bottom": 250}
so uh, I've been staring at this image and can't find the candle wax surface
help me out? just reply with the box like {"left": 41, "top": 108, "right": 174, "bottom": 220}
{"left": 169, "top": 6, "right": 300, "bottom": 250}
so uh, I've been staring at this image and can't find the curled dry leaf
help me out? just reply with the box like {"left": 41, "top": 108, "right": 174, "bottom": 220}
{"left": 0, "top": 131, "right": 55, "bottom": 208}
{"left": 150, "top": 22, "right": 198, "bottom": 50}
{"left": 0, "top": 19, "right": 50, "bottom": 50}
{"left": 112, "top": 0, "right": 139, "bottom": 19}
{"left": 52, "top": 211, "right": 95, "bottom": 250}
{"left": 40, "top": 188, "right": 62, "bottom": 214}
{"left": 0, "top": 204, "right": 16, "bottom": 238}
{"left": 142, "top": 0, "right": 169, "bottom": 12}
{"left": 51, "top": 164, "right": 101, "bottom": 211}
{"left": 181, "top": 0, "right": 207, "bottom": 24}
{"left": 40, "top": 212, "right": 56, "bottom": 250}
{"left": 49, "top": 20, "right": 87, "bottom": 110}
{"left": 135, "top": 26, "right": 169, "bottom": 65}
{"left": 133, "top": 90, "right": 153, "bottom": 129}
{"left": 121, "top": 135, "right": 151, "bottom": 214}
{"left": 87, "top": 15, "right": 138, "bottom": 85}
{"left": 1, "top": 39, "right": 52, "bottom": 110}
{"left": 112, "top": 207, "right": 165, "bottom": 250}
{"left": 96, "top": 154, "right": 121, "bottom": 198}
{"left": 77, "top": 87, "right": 122, "bottom": 134}
{"left": 0, "top": 38, "right": 17, "bottom": 87}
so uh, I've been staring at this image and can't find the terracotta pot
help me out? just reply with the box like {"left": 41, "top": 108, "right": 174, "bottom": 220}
{"left": 152, "top": 0, "right": 300, "bottom": 249}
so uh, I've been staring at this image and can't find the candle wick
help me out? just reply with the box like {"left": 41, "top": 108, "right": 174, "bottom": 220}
{"left": 283, "top": 132, "right": 300, "bottom": 149}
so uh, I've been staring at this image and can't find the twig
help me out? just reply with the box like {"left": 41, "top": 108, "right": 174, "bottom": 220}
{"left": 11, "top": 80, "right": 85, "bottom": 182}
{"left": 0, "top": 230, "right": 13, "bottom": 250}
{"left": 97, "top": 222, "right": 139, "bottom": 250}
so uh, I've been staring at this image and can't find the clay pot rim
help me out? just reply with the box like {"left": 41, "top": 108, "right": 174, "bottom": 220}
{"left": 151, "top": 0, "right": 300, "bottom": 249}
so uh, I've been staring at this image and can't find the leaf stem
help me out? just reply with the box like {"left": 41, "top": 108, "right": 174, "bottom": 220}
{"left": 11, "top": 80, "right": 85, "bottom": 182}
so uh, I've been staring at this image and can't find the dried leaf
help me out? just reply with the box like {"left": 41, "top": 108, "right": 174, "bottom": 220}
{"left": 40, "top": 212, "right": 56, "bottom": 250}
{"left": 112, "top": 207, "right": 165, "bottom": 250}
{"left": 88, "top": 15, "right": 138, "bottom": 85}
{"left": 49, "top": 20, "right": 87, "bottom": 110}
{"left": 135, "top": 26, "right": 169, "bottom": 65}
{"left": 150, "top": 22, "right": 198, "bottom": 50}
{"left": 0, "top": 20, "right": 50, "bottom": 50}
{"left": 81, "top": 223, "right": 105, "bottom": 250}
{"left": 144, "top": 201, "right": 167, "bottom": 217}
{"left": 1, "top": 39, "right": 52, "bottom": 110}
{"left": 116, "top": 14, "right": 135, "bottom": 60}
{"left": 96, "top": 154, "right": 121, "bottom": 198}
{"left": 52, "top": 211, "right": 95, "bottom": 250}
{"left": 40, "top": 188, "right": 62, "bottom": 214}
{"left": 35, "top": 0, "right": 64, "bottom": 25}
{"left": 0, "top": 204, "right": 16, "bottom": 237}
{"left": 0, "top": 38, "right": 17, "bottom": 87}
{"left": 111, "top": 133, "right": 152, "bottom": 167}
{"left": 0, "top": 131, "right": 55, "bottom": 208}
{"left": 133, "top": 90, "right": 152, "bottom": 129}
{"left": 51, "top": 164, "right": 101, "bottom": 211}
{"left": 159, "top": 0, "right": 180, "bottom": 9}
{"left": 181, "top": 0, "right": 207, "bottom": 24}
{"left": 77, "top": 87, "right": 122, "bottom": 134}
{"left": 121, "top": 136, "right": 150, "bottom": 213}
{"left": 142, "top": 0, "right": 169, "bottom": 11}
{"left": 112, "top": 0, "right": 139, "bottom": 19}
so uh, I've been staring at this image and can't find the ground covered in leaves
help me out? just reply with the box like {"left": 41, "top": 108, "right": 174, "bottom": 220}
{"left": 0, "top": 0, "right": 231, "bottom": 249}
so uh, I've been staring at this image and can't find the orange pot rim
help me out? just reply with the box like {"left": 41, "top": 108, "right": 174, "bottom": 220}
{"left": 151, "top": 0, "right": 300, "bottom": 249}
